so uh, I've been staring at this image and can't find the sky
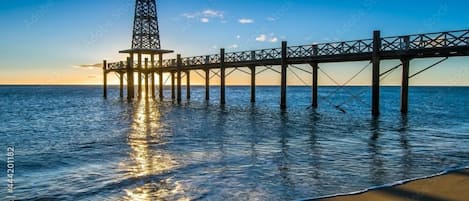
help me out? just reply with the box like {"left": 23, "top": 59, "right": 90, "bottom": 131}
{"left": 0, "top": 0, "right": 468, "bottom": 85}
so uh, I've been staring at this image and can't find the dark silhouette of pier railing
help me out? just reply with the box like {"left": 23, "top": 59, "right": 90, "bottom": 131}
{"left": 103, "top": 29, "right": 469, "bottom": 115}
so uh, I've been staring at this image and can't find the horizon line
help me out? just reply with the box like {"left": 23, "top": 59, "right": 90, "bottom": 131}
{"left": 1, "top": 83, "right": 468, "bottom": 87}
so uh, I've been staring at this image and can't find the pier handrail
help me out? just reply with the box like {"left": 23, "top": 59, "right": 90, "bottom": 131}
{"left": 381, "top": 30, "right": 469, "bottom": 51}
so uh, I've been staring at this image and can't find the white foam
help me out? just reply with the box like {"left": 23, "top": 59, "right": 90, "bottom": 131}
{"left": 298, "top": 166, "right": 469, "bottom": 201}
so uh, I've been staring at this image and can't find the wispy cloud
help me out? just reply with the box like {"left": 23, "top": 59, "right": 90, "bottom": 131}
{"left": 255, "top": 34, "right": 278, "bottom": 43}
{"left": 182, "top": 9, "right": 224, "bottom": 23}
{"left": 182, "top": 13, "right": 196, "bottom": 19}
{"left": 74, "top": 63, "right": 102, "bottom": 69}
{"left": 255, "top": 34, "right": 267, "bottom": 42}
{"left": 202, "top": 9, "right": 223, "bottom": 18}
{"left": 238, "top": 18, "right": 254, "bottom": 24}
{"left": 229, "top": 44, "right": 239, "bottom": 49}
{"left": 266, "top": 17, "right": 276, "bottom": 22}
{"left": 201, "top": 18, "right": 209, "bottom": 23}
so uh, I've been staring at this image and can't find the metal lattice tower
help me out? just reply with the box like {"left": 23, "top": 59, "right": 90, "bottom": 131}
{"left": 131, "top": 0, "right": 161, "bottom": 49}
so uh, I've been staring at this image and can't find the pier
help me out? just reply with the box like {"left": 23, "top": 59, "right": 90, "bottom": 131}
{"left": 103, "top": 0, "right": 469, "bottom": 116}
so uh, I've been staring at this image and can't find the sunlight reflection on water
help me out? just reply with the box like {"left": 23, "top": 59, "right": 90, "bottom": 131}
{"left": 122, "top": 99, "right": 185, "bottom": 201}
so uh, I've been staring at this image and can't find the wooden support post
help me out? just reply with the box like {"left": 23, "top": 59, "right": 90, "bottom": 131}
{"left": 186, "top": 71, "right": 191, "bottom": 100}
{"left": 281, "top": 41, "right": 288, "bottom": 109}
{"left": 119, "top": 72, "right": 124, "bottom": 98}
{"left": 130, "top": 55, "right": 135, "bottom": 99}
{"left": 372, "top": 30, "right": 381, "bottom": 116}
{"left": 311, "top": 62, "right": 319, "bottom": 108}
{"left": 103, "top": 60, "right": 107, "bottom": 98}
{"left": 205, "top": 68, "right": 210, "bottom": 100}
{"left": 250, "top": 65, "right": 256, "bottom": 103}
{"left": 401, "top": 58, "right": 410, "bottom": 114}
{"left": 250, "top": 51, "right": 256, "bottom": 103}
{"left": 137, "top": 53, "right": 142, "bottom": 98}
{"left": 127, "top": 56, "right": 134, "bottom": 100}
{"left": 176, "top": 54, "right": 182, "bottom": 103}
{"left": 312, "top": 45, "right": 319, "bottom": 108}
{"left": 144, "top": 58, "right": 149, "bottom": 98}
{"left": 401, "top": 36, "right": 410, "bottom": 114}
{"left": 220, "top": 48, "right": 226, "bottom": 104}
{"left": 151, "top": 54, "right": 155, "bottom": 98}
{"left": 158, "top": 54, "right": 164, "bottom": 100}
{"left": 171, "top": 71, "right": 175, "bottom": 100}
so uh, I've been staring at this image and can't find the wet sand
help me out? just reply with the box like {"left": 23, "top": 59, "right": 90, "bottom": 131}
{"left": 315, "top": 169, "right": 469, "bottom": 201}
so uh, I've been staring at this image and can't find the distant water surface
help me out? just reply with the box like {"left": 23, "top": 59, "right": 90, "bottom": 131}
{"left": 0, "top": 86, "right": 468, "bottom": 200}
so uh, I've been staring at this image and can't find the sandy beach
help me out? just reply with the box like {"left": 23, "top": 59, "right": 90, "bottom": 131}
{"left": 314, "top": 168, "right": 469, "bottom": 201}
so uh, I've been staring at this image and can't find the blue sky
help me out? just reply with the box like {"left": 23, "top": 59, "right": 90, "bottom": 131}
{"left": 0, "top": 0, "right": 468, "bottom": 85}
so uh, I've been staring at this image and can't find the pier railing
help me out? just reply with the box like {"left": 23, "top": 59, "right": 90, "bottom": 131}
{"left": 107, "top": 61, "right": 125, "bottom": 70}
{"left": 105, "top": 29, "right": 469, "bottom": 70}
{"left": 381, "top": 30, "right": 469, "bottom": 51}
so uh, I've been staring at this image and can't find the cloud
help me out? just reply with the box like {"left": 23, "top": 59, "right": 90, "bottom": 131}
{"left": 203, "top": 9, "right": 223, "bottom": 18}
{"left": 74, "top": 63, "right": 102, "bottom": 69}
{"left": 267, "top": 17, "right": 276, "bottom": 21}
{"left": 255, "top": 34, "right": 279, "bottom": 43}
{"left": 229, "top": 44, "right": 239, "bottom": 49}
{"left": 182, "top": 9, "right": 224, "bottom": 23}
{"left": 255, "top": 34, "right": 267, "bottom": 42}
{"left": 238, "top": 18, "right": 254, "bottom": 24}
{"left": 182, "top": 13, "right": 196, "bottom": 19}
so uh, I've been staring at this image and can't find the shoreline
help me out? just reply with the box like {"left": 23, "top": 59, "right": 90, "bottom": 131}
{"left": 307, "top": 167, "right": 469, "bottom": 201}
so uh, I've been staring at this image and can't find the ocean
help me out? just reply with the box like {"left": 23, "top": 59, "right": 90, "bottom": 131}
{"left": 0, "top": 85, "right": 468, "bottom": 201}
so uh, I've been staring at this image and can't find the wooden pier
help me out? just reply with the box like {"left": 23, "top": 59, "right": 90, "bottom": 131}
{"left": 104, "top": 29, "right": 469, "bottom": 116}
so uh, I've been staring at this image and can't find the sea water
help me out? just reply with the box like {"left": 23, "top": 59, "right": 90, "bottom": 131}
{"left": 0, "top": 86, "right": 468, "bottom": 200}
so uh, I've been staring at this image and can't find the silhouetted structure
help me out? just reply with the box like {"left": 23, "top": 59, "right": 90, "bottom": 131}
{"left": 131, "top": 0, "right": 161, "bottom": 50}
{"left": 102, "top": 0, "right": 469, "bottom": 116}
{"left": 104, "top": 0, "right": 172, "bottom": 101}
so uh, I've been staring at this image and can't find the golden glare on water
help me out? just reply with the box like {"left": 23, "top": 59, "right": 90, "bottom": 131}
{"left": 120, "top": 98, "right": 189, "bottom": 201}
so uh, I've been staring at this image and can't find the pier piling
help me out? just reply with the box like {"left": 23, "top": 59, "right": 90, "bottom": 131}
{"left": 144, "top": 58, "right": 149, "bottom": 98}
{"left": 250, "top": 65, "right": 256, "bottom": 103}
{"left": 401, "top": 58, "right": 410, "bottom": 114}
{"left": 401, "top": 36, "right": 411, "bottom": 114}
{"left": 186, "top": 71, "right": 191, "bottom": 99}
{"left": 126, "top": 57, "right": 134, "bottom": 100}
{"left": 177, "top": 54, "right": 182, "bottom": 103}
{"left": 281, "top": 41, "right": 288, "bottom": 109}
{"left": 220, "top": 49, "right": 226, "bottom": 105}
{"left": 205, "top": 69, "right": 210, "bottom": 100}
{"left": 372, "top": 31, "right": 381, "bottom": 116}
{"left": 159, "top": 54, "right": 164, "bottom": 100}
{"left": 171, "top": 71, "right": 175, "bottom": 100}
{"left": 310, "top": 62, "right": 318, "bottom": 108}
{"left": 137, "top": 53, "right": 142, "bottom": 98}
{"left": 119, "top": 71, "right": 124, "bottom": 98}
{"left": 103, "top": 60, "right": 107, "bottom": 98}
{"left": 151, "top": 54, "right": 155, "bottom": 98}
